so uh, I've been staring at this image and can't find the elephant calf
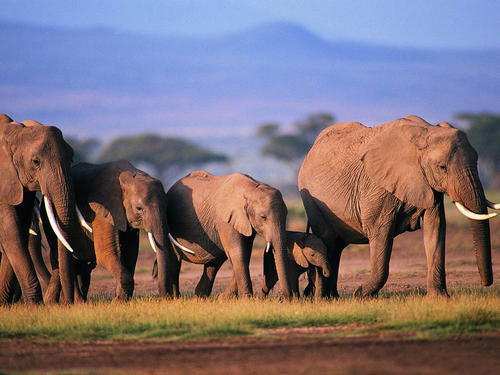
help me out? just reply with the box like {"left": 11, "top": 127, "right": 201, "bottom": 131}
{"left": 261, "top": 231, "right": 331, "bottom": 299}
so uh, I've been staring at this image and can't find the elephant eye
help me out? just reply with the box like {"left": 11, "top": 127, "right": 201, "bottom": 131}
{"left": 439, "top": 164, "right": 447, "bottom": 172}
{"left": 260, "top": 215, "right": 267, "bottom": 220}
{"left": 32, "top": 157, "right": 41, "bottom": 168}
{"left": 136, "top": 206, "right": 143, "bottom": 212}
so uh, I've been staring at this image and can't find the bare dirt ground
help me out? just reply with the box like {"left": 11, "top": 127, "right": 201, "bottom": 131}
{"left": 1, "top": 213, "right": 499, "bottom": 373}
{"left": 1, "top": 335, "right": 499, "bottom": 374}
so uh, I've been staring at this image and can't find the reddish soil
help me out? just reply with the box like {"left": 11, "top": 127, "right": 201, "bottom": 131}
{"left": 1, "top": 335, "right": 499, "bottom": 374}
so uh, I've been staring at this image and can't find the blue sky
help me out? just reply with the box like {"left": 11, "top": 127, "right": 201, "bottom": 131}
{"left": 1, "top": 0, "right": 499, "bottom": 49}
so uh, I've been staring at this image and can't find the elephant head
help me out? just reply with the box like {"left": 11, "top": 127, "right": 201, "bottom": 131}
{"left": 75, "top": 161, "right": 169, "bottom": 252}
{"left": 218, "top": 174, "right": 293, "bottom": 297}
{"left": 361, "top": 115, "right": 496, "bottom": 286}
{"left": 292, "top": 233, "right": 331, "bottom": 278}
{"left": 0, "top": 115, "right": 89, "bottom": 260}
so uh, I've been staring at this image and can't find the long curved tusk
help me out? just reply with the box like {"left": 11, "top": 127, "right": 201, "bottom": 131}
{"left": 44, "top": 196, "right": 74, "bottom": 253}
{"left": 486, "top": 199, "right": 500, "bottom": 210}
{"left": 29, "top": 228, "right": 38, "bottom": 236}
{"left": 147, "top": 232, "right": 158, "bottom": 253}
{"left": 76, "top": 206, "right": 93, "bottom": 233}
{"left": 168, "top": 233, "right": 195, "bottom": 255}
{"left": 265, "top": 242, "right": 271, "bottom": 253}
{"left": 454, "top": 202, "right": 497, "bottom": 221}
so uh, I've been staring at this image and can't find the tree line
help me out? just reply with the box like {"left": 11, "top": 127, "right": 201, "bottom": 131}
{"left": 67, "top": 111, "right": 500, "bottom": 189}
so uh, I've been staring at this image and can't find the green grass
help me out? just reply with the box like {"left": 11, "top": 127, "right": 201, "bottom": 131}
{"left": 0, "top": 288, "right": 498, "bottom": 342}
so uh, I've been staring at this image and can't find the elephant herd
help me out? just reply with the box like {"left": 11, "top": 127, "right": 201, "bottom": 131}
{"left": 0, "top": 114, "right": 496, "bottom": 305}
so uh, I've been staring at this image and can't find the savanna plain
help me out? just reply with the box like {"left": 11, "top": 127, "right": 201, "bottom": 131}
{"left": 1, "top": 196, "right": 499, "bottom": 374}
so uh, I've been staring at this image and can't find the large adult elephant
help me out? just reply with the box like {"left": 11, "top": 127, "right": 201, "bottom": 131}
{"left": 163, "top": 170, "right": 292, "bottom": 298}
{"left": 298, "top": 115, "right": 497, "bottom": 298}
{"left": 0, "top": 115, "right": 91, "bottom": 304}
{"left": 40, "top": 160, "right": 172, "bottom": 301}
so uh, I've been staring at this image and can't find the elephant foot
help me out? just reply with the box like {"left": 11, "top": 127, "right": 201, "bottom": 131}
{"left": 353, "top": 285, "right": 378, "bottom": 299}
{"left": 426, "top": 288, "right": 450, "bottom": 299}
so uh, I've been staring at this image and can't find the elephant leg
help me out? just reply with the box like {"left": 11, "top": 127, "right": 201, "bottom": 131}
{"left": 310, "top": 236, "right": 345, "bottom": 299}
{"left": 260, "top": 249, "right": 278, "bottom": 297}
{"left": 0, "top": 203, "right": 42, "bottom": 304}
{"left": 28, "top": 220, "right": 51, "bottom": 291}
{"left": 118, "top": 229, "right": 139, "bottom": 298}
{"left": 195, "top": 256, "right": 226, "bottom": 297}
{"left": 75, "top": 261, "right": 92, "bottom": 301}
{"left": 355, "top": 230, "right": 393, "bottom": 298}
{"left": 303, "top": 267, "right": 316, "bottom": 298}
{"left": 93, "top": 217, "right": 132, "bottom": 300}
{"left": 0, "top": 255, "right": 20, "bottom": 304}
{"left": 44, "top": 269, "right": 62, "bottom": 304}
{"left": 221, "top": 274, "right": 239, "bottom": 299}
{"left": 222, "top": 235, "right": 253, "bottom": 298}
{"left": 156, "top": 243, "right": 182, "bottom": 298}
{"left": 423, "top": 201, "right": 448, "bottom": 297}
{"left": 227, "top": 252, "right": 252, "bottom": 297}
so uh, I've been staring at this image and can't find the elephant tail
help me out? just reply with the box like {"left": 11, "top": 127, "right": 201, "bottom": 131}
{"left": 152, "top": 259, "right": 158, "bottom": 279}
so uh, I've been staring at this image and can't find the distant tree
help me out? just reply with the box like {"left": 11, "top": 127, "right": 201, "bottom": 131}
{"left": 65, "top": 137, "right": 101, "bottom": 163}
{"left": 262, "top": 135, "right": 310, "bottom": 162}
{"left": 257, "top": 122, "right": 280, "bottom": 138}
{"left": 98, "top": 133, "right": 228, "bottom": 178}
{"left": 456, "top": 112, "right": 500, "bottom": 188}
{"left": 259, "top": 112, "right": 335, "bottom": 162}
{"left": 294, "top": 112, "right": 334, "bottom": 144}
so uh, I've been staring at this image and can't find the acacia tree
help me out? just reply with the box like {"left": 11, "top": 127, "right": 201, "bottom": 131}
{"left": 98, "top": 133, "right": 228, "bottom": 181}
{"left": 259, "top": 112, "right": 335, "bottom": 163}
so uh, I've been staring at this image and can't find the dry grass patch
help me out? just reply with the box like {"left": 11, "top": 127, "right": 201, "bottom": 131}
{"left": 0, "top": 287, "right": 498, "bottom": 341}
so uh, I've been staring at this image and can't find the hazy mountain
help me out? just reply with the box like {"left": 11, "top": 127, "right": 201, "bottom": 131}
{"left": 1, "top": 19, "right": 499, "bottom": 141}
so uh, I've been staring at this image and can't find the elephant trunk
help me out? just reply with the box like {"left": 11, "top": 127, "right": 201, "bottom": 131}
{"left": 146, "top": 207, "right": 176, "bottom": 297}
{"left": 450, "top": 167, "right": 493, "bottom": 286}
{"left": 271, "top": 225, "right": 293, "bottom": 299}
{"left": 306, "top": 252, "right": 331, "bottom": 278}
{"left": 41, "top": 168, "right": 92, "bottom": 262}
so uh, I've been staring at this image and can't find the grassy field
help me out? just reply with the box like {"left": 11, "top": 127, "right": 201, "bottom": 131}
{"left": 1, "top": 287, "right": 498, "bottom": 342}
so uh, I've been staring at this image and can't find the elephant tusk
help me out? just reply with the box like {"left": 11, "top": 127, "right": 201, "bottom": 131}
{"left": 265, "top": 242, "right": 272, "bottom": 253}
{"left": 44, "top": 196, "right": 74, "bottom": 253}
{"left": 486, "top": 199, "right": 500, "bottom": 210}
{"left": 454, "top": 202, "right": 497, "bottom": 221}
{"left": 29, "top": 228, "right": 38, "bottom": 236}
{"left": 76, "top": 205, "right": 93, "bottom": 233}
{"left": 168, "top": 233, "right": 196, "bottom": 255}
{"left": 147, "top": 232, "right": 158, "bottom": 253}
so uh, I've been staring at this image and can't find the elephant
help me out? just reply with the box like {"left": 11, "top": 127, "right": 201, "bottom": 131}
{"left": 37, "top": 160, "right": 171, "bottom": 301}
{"left": 162, "top": 170, "right": 293, "bottom": 298}
{"left": 0, "top": 115, "right": 92, "bottom": 304}
{"left": 298, "top": 115, "right": 497, "bottom": 298}
{"left": 260, "top": 231, "right": 331, "bottom": 299}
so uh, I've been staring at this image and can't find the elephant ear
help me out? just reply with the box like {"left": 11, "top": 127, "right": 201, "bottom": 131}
{"left": 292, "top": 243, "right": 309, "bottom": 268}
{"left": 360, "top": 118, "right": 435, "bottom": 209}
{"left": 75, "top": 162, "right": 128, "bottom": 232}
{"left": 217, "top": 179, "right": 253, "bottom": 237}
{"left": 0, "top": 121, "right": 23, "bottom": 205}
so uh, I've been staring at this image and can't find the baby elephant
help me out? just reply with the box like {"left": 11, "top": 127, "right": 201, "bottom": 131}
{"left": 261, "top": 231, "right": 331, "bottom": 299}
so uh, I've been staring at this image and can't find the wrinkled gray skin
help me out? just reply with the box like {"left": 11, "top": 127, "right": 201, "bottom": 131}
{"left": 260, "top": 231, "right": 331, "bottom": 299}
{"left": 38, "top": 160, "right": 170, "bottom": 301}
{"left": 164, "top": 170, "right": 292, "bottom": 298}
{"left": 298, "top": 115, "right": 494, "bottom": 298}
{"left": 0, "top": 115, "right": 91, "bottom": 304}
